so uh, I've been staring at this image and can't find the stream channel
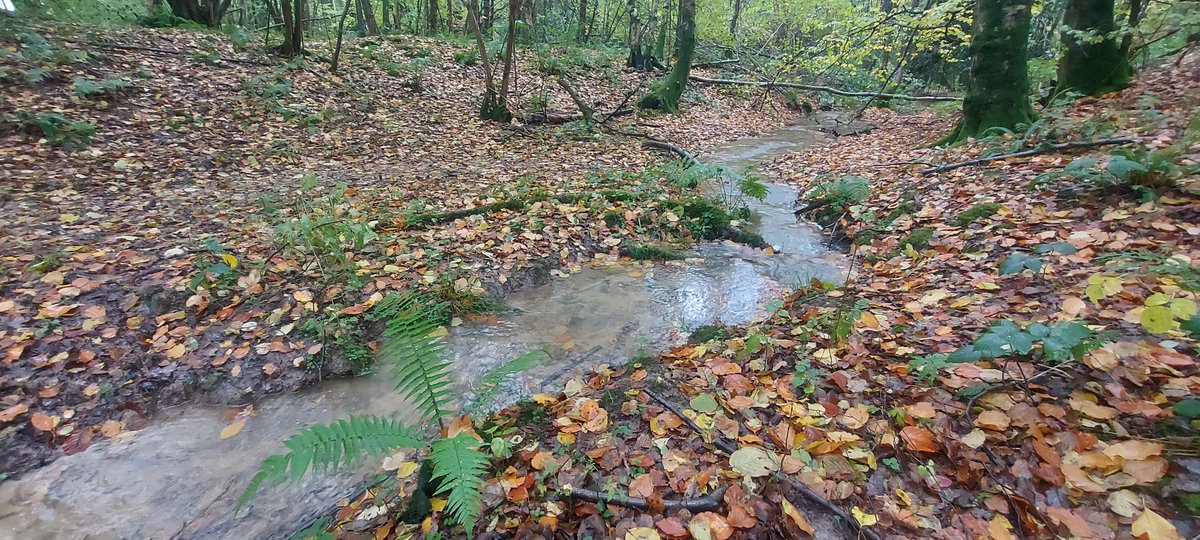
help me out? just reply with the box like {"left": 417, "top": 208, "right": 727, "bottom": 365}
{"left": 0, "top": 116, "right": 857, "bottom": 539}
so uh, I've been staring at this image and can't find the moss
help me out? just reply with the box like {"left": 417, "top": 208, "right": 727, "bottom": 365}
{"left": 852, "top": 230, "right": 878, "bottom": 246}
{"left": 603, "top": 210, "right": 626, "bottom": 228}
{"left": 731, "top": 229, "right": 768, "bottom": 248}
{"left": 898, "top": 227, "right": 934, "bottom": 251}
{"left": 954, "top": 203, "right": 1001, "bottom": 227}
{"left": 689, "top": 325, "right": 730, "bottom": 344}
{"left": 625, "top": 243, "right": 688, "bottom": 261}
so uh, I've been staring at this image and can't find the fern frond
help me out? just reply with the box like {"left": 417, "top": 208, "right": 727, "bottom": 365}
{"left": 470, "top": 349, "right": 550, "bottom": 412}
{"left": 237, "top": 415, "right": 423, "bottom": 508}
{"left": 378, "top": 292, "right": 457, "bottom": 425}
{"left": 429, "top": 434, "right": 490, "bottom": 535}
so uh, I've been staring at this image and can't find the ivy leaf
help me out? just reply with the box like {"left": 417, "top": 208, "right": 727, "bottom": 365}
{"left": 998, "top": 253, "right": 1043, "bottom": 276}
{"left": 1174, "top": 399, "right": 1200, "bottom": 419}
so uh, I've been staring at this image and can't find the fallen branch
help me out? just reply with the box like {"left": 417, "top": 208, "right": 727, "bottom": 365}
{"left": 693, "top": 58, "right": 741, "bottom": 69}
{"left": 641, "top": 138, "right": 700, "bottom": 166}
{"left": 556, "top": 76, "right": 595, "bottom": 122}
{"left": 562, "top": 485, "right": 729, "bottom": 512}
{"left": 688, "top": 75, "right": 961, "bottom": 102}
{"left": 919, "top": 136, "right": 1139, "bottom": 175}
{"left": 643, "top": 390, "right": 882, "bottom": 540}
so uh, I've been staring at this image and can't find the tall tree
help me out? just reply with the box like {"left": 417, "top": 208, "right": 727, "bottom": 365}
{"left": 627, "top": 0, "right": 647, "bottom": 68}
{"left": 941, "top": 0, "right": 1035, "bottom": 144}
{"left": 330, "top": 0, "right": 356, "bottom": 73}
{"left": 1056, "top": 0, "right": 1130, "bottom": 96}
{"left": 426, "top": 0, "right": 439, "bottom": 33}
{"left": 359, "top": 0, "right": 381, "bottom": 35}
{"left": 637, "top": 0, "right": 694, "bottom": 111}
{"left": 728, "top": 0, "right": 741, "bottom": 42}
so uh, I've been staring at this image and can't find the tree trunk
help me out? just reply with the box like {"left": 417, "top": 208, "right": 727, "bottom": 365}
{"left": 166, "top": 0, "right": 232, "bottom": 26}
{"left": 575, "top": 0, "right": 587, "bottom": 42}
{"left": 1120, "top": 0, "right": 1143, "bottom": 57}
{"left": 627, "top": 0, "right": 645, "bottom": 68}
{"left": 1056, "top": 0, "right": 1129, "bottom": 96}
{"left": 359, "top": 0, "right": 380, "bottom": 34}
{"left": 445, "top": 0, "right": 454, "bottom": 32}
{"left": 637, "top": 0, "right": 693, "bottom": 112}
{"left": 728, "top": 0, "right": 740, "bottom": 41}
{"left": 481, "top": 0, "right": 493, "bottom": 31}
{"left": 425, "top": 0, "right": 438, "bottom": 33}
{"left": 941, "top": 0, "right": 1035, "bottom": 144}
{"left": 330, "top": 0, "right": 355, "bottom": 72}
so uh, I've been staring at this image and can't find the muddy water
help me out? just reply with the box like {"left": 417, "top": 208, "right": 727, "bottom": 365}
{"left": 0, "top": 120, "right": 848, "bottom": 540}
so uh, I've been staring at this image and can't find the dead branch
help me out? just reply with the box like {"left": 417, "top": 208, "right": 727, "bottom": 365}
{"left": 688, "top": 75, "right": 961, "bottom": 102}
{"left": 562, "top": 485, "right": 729, "bottom": 512}
{"left": 643, "top": 389, "right": 882, "bottom": 540}
{"left": 556, "top": 77, "right": 594, "bottom": 122}
{"left": 641, "top": 138, "right": 700, "bottom": 166}
{"left": 693, "top": 58, "right": 741, "bottom": 69}
{"left": 919, "top": 136, "right": 1139, "bottom": 175}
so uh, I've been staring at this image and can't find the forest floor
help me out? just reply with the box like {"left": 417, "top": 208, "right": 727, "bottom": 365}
{"left": 323, "top": 55, "right": 1200, "bottom": 538}
{"left": 0, "top": 21, "right": 794, "bottom": 475}
{"left": 3, "top": 17, "right": 1200, "bottom": 540}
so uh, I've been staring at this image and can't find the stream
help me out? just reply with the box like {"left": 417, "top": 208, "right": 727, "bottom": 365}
{"left": 0, "top": 117, "right": 854, "bottom": 540}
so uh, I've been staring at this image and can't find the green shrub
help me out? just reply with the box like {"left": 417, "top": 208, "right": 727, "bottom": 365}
{"left": 72, "top": 75, "right": 128, "bottom": 100}
{"left": 138, "top": 6, "right": 206, "bottom": 28}
{"left": 954, "top": 202, "right": 1001, "bottom": 227}
{"left": 453, "top": 50, "right": 477, "bottom": 66}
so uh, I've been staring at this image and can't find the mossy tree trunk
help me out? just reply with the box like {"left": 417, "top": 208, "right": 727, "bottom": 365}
{"left": 637, "top": 0, "right": 693, "bottom": 112}
{"left": 359, "top": 0, "right": 380, "bottom": 35}
{"left": 941, "top": 0, "right": 1035, "bottom": 144}
{"left": 279, "top": 0, "right": 305, "bottom": 57}
{"left": 166, "top": 0, "right": 233, "bottom": 26}
{"left": 627, "top": 0, "right": 648, "bottom": 69}
{"left": 1056, "top": 0, "right": 1130, "bottom": 96}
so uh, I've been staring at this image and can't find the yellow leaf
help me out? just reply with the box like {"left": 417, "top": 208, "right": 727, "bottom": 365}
{"left": 1131, "top": 509, "right": 1183, "bottom": 540}
{"left": 396, "top": 461, "right": 419, "bottom": 478}
{"left": 557, "top": 431, "right": 575, "bottom": 445}
{"left": 988, "top": 515, "right": 1016, "bottom": 540}
{"left": 166, "top": 343, "right": 187, "bottom": 359}
{"left": 851, "top": 506, "right": 877, "bottom": 527}
{"left": 531, "top": 393, "right": 557, "bottom": 406}
{"left": 429, "top": 498, "right": 447, "bottom": 512}
{"left": 220, "top": 418, "right": 246, "bottom": 440}
{"left": 220, "top": 253, "right": 239, "bottom": 269}
{"left": 59, "top": 213, "right": 79, "bottom": 223}
{"left": 1140, "top": 305, "right": 1174, "bottom": 333}
{"left": 293, "top": 290, "right": 314, "bottom": 303}
{"left": 625, "top": 528, "right": 662, "bottom": 540}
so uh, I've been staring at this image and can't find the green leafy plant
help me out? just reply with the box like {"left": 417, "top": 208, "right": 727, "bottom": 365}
{"left": 997, "top": 252, "right": 1043, "bottom": 276}
{"left": 1033, "top": 147, "right": 1184, "bottom": 199}
{"left": 947, "top": 319, "right": 1111, "bottom": 364}
{"left": 72, "top": 75, "right": 128, "bottom": 100}
{"left": 453, "top": 50, "right": 477, "bottom": 66}
{"left": 4, "top": 111, "right": 96, "bottom": 148}
{"left": 791, "top": 359, "right": 827, "bottom": 394}
{"left": 908, "top": 353, "right": 951, "bottom": 384}
{"left": 803, "top": 175, "right": 870, "bottom": 225}
{"left": 242, "top": 292, "right": 532, "bottom": 534}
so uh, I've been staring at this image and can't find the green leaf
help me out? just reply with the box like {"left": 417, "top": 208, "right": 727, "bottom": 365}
{"left": 379, "top": 293, "right": 456, "bottom": 423}
{"left": 470, "top": 349, "right": 551, "bottom": 412}
{"left": 975, "top": 320, "right": 1035, "bottom": 357}
{"left": 1170, "top": 298, "right": 1197, "bottom": 320}
{"left": 1041, "top": 322, "right": 1093, "bottom": 361}
{"left": 1140, "top": 305, "right": 1175, "bottom": 333}
{"left": 1174, "top": 399, "right": 1200, "bottom": 419}
{"left": 1106, "top": 155, "right": 1148, "bottom": 180}
{"left": 998, "top": 253, "right": 1043, "bottom": 276}
{"left": 430, "top": 434, "right": 490, "bottom": 535}
{"left": 1182, "top": 317, "right": 1200, "bottom": 338}
{"left": 1065, "top": 156, "right": 1098, "bottom": 172}
{"left": 1035, "top": 242, "right": 1078, "bottom": 255}
{"left": 690, "top": 394, "right": 719, "bottom": 414}
{"left": 946, "top": 344, "right": 982, "bottom": 363}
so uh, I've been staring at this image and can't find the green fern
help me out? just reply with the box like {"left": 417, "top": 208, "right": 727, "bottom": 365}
{"left": 378, "top": 293, "right": 456, "bottom": 425}
{"left": 237, "top": 415, "right": 423, "bottom": 507}
{"left": 430, "top": 434, "right": 490, "bottom": 535}
{"left": 469, "top": 349, "right": 550, "bottom": 412}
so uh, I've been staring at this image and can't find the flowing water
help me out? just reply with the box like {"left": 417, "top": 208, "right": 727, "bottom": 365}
{"left": 0, "top": 119, "right": 852, "bottom": 540}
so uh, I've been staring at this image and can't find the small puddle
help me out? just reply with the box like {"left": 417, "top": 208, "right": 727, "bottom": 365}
{"left": 0, "top": 118, "right": 849, "bottom": 540}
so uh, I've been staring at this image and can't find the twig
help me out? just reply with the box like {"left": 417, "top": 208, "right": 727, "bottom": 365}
{"left": 919, "top": 137, "right": 1139, "bottom": 175}
{"left": 643, "top": 390, "right": 882, "bottom": 540}
{"left": 687, "top": 75, "right": 961, "bottom": 102}
{"left": 562, "top": 485, "right": 729, "bottom": 512}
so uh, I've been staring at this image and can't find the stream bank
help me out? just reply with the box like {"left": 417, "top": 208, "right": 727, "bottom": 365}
{"left": 0, "top": 115, "right": 857, "bottom": 539}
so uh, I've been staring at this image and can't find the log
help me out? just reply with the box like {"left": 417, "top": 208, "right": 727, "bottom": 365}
{"left": 556, "top": 76, "right": 594, "bottom": 122}
{"left": 919, "top": 136, "right": 1139, "bottom": 175}
{"left": 693, "top": 58, "right": 741, "bottom": 69}
{"left": 688, "top": 75, "right": 961, "bottom": 102}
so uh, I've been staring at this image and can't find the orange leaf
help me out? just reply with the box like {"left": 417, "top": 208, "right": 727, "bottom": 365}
{"left": 0, "top": 403, "right": 29, "bottom": 423}
{"left": 900, "top": 426, "right": 939, "bottom": 453}
{"left": 30, "top": 411, "right": 57, "bottom": 432}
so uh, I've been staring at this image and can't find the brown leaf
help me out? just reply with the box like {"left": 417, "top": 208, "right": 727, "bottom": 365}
{"left": 30, "top": 411, "right": 57, "bottom": 432}
{"left": 0, "top": 403, "right": 29, "bottom": 423}
{"left": 900, "top": 426, "right": 939, "bottom": 453}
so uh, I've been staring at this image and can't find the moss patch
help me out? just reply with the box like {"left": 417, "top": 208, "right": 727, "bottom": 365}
{"left": 954, "top": 203, "right": 1001, "bottom": 227}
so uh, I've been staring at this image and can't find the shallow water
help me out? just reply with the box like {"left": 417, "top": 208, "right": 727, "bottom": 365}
{"left": 0, "top": 118, "right": 849, "bottom": 540}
